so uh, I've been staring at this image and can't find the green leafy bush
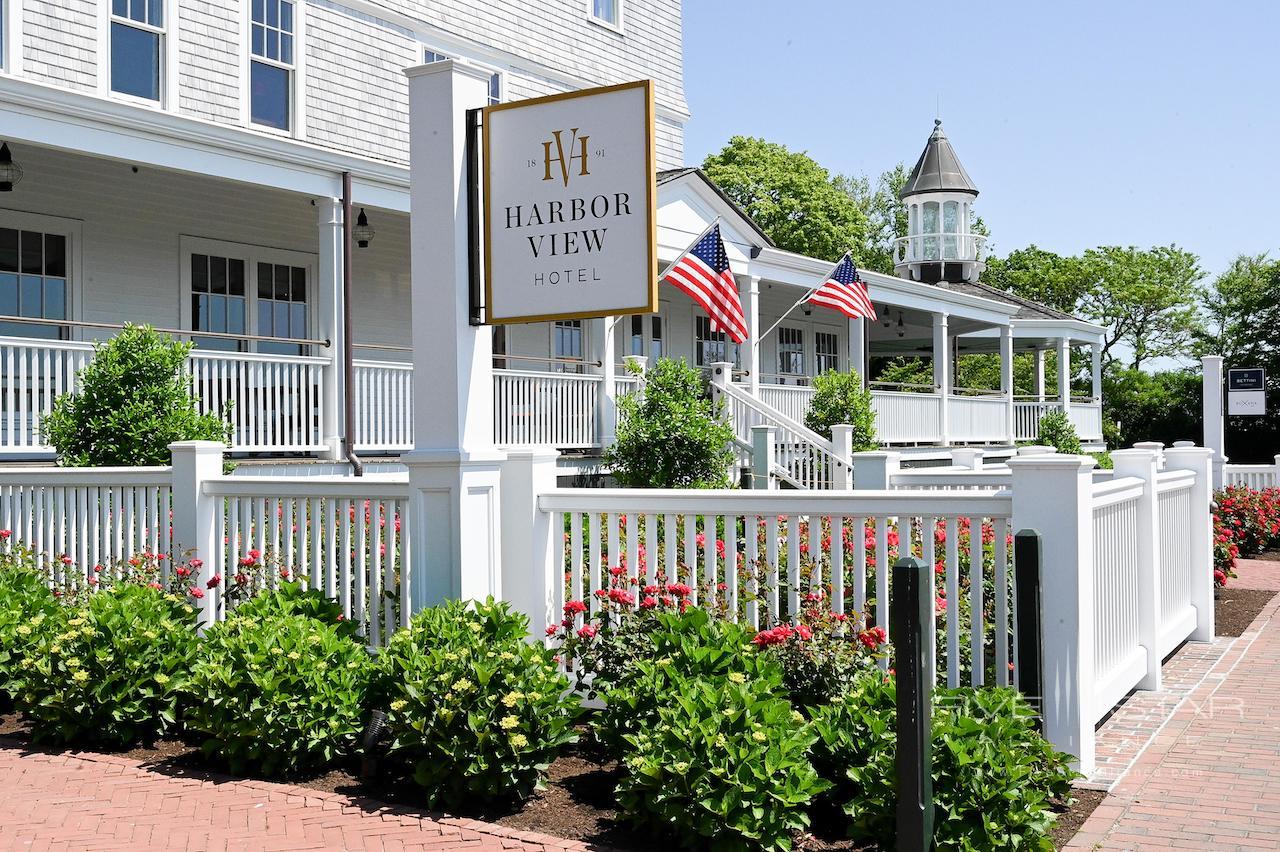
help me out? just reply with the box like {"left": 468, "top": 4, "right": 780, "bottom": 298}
{"left": 593, "top": 607, "right": 781, "bottom": 757}
{"left": 376, "top": 598, "right": 580, "bottom": 809}
{"left": 1034, "top": 410, "right": 1082, "bottom": 455}
{"left": 803, "top": 369, "right": 877, "bottom": 448}
{"left": 0, "top": 546, "right": 62, "bottom": 708}
{"left": 186, "top": 611, "right": 373, "bottom": 776}
{"left": 617, "top": 674, "right": 829, "bottom": 851}
{"left": 813, "top": 683, "right": 1078, "bottom": 850}
{"left": 21, "top": 584, "right": 197, "bottom": 747}
{"left": 43, "top": 324, "right": 230, "bottom": 466}
{"left": 231, "top": 582, "right": 359, "bottom": 640}
{"left": 604, "top": 358, "right": 735, "bottom": 488}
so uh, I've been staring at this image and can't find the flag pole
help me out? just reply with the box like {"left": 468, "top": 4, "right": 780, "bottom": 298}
{"left": 658, "top": 217, "right": 722, "bottom": 279}
{"left": 755, "top": 252, "right": 851, "bottom": 348}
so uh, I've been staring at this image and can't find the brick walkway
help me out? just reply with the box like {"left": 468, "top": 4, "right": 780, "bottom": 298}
{"left": 1066, "top": 591, "right": 1280, "bottom": 850}
{"left": 0, "top": 745, "right": 595, "bottom": 852}
{"left": 1230, "top": 557, "right": 1280, "bottom": 591}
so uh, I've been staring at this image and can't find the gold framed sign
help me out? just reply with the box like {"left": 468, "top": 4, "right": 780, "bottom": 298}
{"left": 482, "top": 79, "right": 658, "bottom": 324}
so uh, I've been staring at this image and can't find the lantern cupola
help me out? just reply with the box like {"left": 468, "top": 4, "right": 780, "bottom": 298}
{"left": 893, "top": 120, "right": 984, "bottom": 284}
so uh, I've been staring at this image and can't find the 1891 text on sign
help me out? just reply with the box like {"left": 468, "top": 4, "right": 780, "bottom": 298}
{"left": 482, "top": 80, "right": 658, "bottom": 324}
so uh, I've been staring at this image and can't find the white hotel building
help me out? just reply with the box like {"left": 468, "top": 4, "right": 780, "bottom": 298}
{"left": 0, "top": 0, "right": 1105, "bottom": 466}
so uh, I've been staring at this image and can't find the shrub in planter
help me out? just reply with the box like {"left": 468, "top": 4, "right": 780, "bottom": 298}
{"left": 186, "top": 611, "right": 372, "bottom": 776}
{"left": 376, "top": 598, "right": 580, "bottom": 809}
{"left": 804, "top": 369, "right": 877, "bottom": 448}
{"left": 231, "top": 581, "right": 359, "bottom": 640}
{"left": 21, "top": 583, "right": 197, "bottom": 747}
{"left": 813, "top": 682, "right": 1078, "bottom": 850}
{"left": 617, "top": 674, "right": 829, "bottom": 851}
{"left": 0, "top": 546, "right": 62, "bottom": 708}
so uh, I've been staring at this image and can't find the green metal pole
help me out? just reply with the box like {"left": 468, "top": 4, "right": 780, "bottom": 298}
{"left": 893, "top": 556, "right": 934, "bottom": 851}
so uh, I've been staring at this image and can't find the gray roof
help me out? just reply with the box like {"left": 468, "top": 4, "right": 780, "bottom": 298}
{"left": 932, "top": 280, "right": 1082, "bottom": 321}
{"left": 900, "top": 120, "right": 979, "bottom": 199}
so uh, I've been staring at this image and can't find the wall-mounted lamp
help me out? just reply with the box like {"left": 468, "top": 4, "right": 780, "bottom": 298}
{"left": 353, "top": 208, "right": 375, "bottom": 248}
{"left": 0, "top": 143, "right": 23, "bottom": 192}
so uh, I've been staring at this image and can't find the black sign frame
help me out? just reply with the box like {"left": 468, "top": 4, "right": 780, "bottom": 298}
{"left": 1228, "top": 368, "right": 1265, "bottom": 391}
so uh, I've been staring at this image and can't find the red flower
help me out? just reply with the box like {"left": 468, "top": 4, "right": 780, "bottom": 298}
{"left": 609, "top": 565, "right": 626, "bottom": 577}
{"left": 175, "top": 566, "right": 191, "bottom": 578}
{"left": 206, "top": 575, "right": 222, "bottom": 589}
{"left": 188, "top": 586, "right": 205, "bottom": 599}
{"left": 576, "top": 625, "right": 597, "bottom": 639}
{"left": 234, "top": 573, "right": 249, "bottom": 585}
{"left": 640, "top": 596, "right": 658, "bottom": 609}
{"left": 545, "top": 625, "right": 558, "bottom": 636}
{"left": 248, "top": 548, "right": 261, "bottom": 560}
{"left": 87, "top": 576, "right": 99, "bottom": 586}
{"left": 0, "top": 529, "right": 10, "bottom": 540}
{"left": 148, "top": 582, "right": 163, "bottom": 591}
{"left": 563, "top": 600, "right": 587, "bottom": 615}
{"left": 188, "top": 558, "right": 203, "bottom": 569}
{"left": 92, "top": 564, "right": 102, "bottom": 573}
{"left": 796, "top": 624, "right": 813, "bottom": 641}
{"left": 608, "top": 588, "right": 635, "bottom": 606}
{"left": 665, "top": 583, "right": 692, "bottom": 598}
{"left": 238, "top": 556, "right": 256, "bottom": 567}
{"left": 59, "top": 554, "right": 72, "bottom": 565}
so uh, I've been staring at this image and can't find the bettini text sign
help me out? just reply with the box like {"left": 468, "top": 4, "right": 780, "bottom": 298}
{"left": 483, "top": 80, "right": 657, "bottom": 324}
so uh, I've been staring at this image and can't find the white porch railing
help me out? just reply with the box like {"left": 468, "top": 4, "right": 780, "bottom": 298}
{"left": 950, "top": 395, "right": 1009, "bottom": 443}
{"left": 757, "top": 384, "right": 815, "bottom": 425}
{"left": 492, "top": 369, "right": 602, "bottom": 449}
{"left": 1223, "top": 458, "right": 1280, "bottom": 489}
{"left": 0, "top": 337, "right": 92, "bottom": 453}
{"left": 353, "top": 359, "right": 413, "bottom": 452}
{"left": 871, "top": 391, "right": 943, "bottom": 443}
{"left": 1069, "top": 402, "right": 1104, "bottom": 442}
{"left": 1014, "top": 401, "right": 1057, "bottom": 441}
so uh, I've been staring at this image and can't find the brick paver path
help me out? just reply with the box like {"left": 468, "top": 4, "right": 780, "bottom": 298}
{"left": 1066, "top": 592, "right": 1280, "bottom": 850}
{"left": 0, "top": 745, "right": 595, "bottom": 852}
{"left": 1230, "top": 557, "right": 1280, "bottom": 591}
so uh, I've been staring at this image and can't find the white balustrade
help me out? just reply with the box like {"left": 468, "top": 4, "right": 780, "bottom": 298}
{"left": 716, "top": 380, "right": 846, "bottom": 489}
{"left": 870, "top": 391, "right": 943, "bottom": 443}
{"left": 353, "top": 359, "right": 414, "bottom": 451}
{"left": 1014, "top": 401, "right": 1059, "bottom": 441}
{"left": 493, "top": 369, "right": 602, "bottom": 448}
{"left": 757, "top": 384, "right": 815, "bottom": 424}
{"left": 0, "top": 337, "right": 93, "bottom": 453}
{"left": 1223, "top": 458, "right": 1280, "bottom": 489}
{"left": 1068, "top": 402, "right": 1104, "bottom": 441}
{"left": 1089, "top": 476, "right": 1147, "bottom": 716}
{"left": 949, "top": 395, "right": 1009, "bottom": 443}
{"left": 188, "top": 350, "right": 328, "bottom": 453}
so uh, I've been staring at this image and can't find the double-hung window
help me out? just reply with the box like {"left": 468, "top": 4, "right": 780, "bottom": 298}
{"left": 184, "top": 239, "right": 312, "bottom": 355}
{"left": 778, "top": 327, "right": 804, "bottom": 380}
{"left": 251, "top": 0, "right": 295, "bottom": 130}
{"left": 423, "top": 48, "right": 501, "bottom": 105}
{"left": 695, "top": 315, "right": 738, "bottom": 368}
{"left": 815, "top": 331, "right": 839, "bottom": 374}
{"left": 0, "top": 227, "right": 69, "bottom": 340}
{"left": 110, "top": 0, "right": 164, "bottom": 102}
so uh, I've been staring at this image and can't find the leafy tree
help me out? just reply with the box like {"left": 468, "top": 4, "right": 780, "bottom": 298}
{"left": 1101, "top": 367, "right": 1201, "bottom": 449}
{"left": 604, "top": 359, "right": 735, "bottom": 488}
{"left": 804, "top": 370, "right": 877, "bottom": 449}
{"left": 44, "top": 324, "right": 230, "bottom": 466}
{"left": 1078, "top": 245, "right": 1205, "bottom": 369}
{"left": 982, "top": 246, "right": 1094, "bottom": 315}
{"left": 840, "top": 164, "right": 910, "bottom": 274}
{"left": 702, "top": 136, "right": 868, "bottom": 263}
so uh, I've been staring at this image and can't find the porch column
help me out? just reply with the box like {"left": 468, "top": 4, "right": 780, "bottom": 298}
{"left": 1091, "top": 339, "right": 1103, "bottom": 402}
{"left": 316, "top": 197, "right": 345, "bottom": 459}
{"left": 1034, "top": 349, "right": 1046, "bottom": 402}
{"left": 848, "top": 315, "right": 866, "bottom": 388}
{"left": 1000, "top": 324, "right": 1014, "bottom": 444}
{"left": 933, "top": 312, "right": 950, "bottom": 445}
{"left": 595, "top": 317, "right": 618, "bottom": 447}
{"left": 745, "top": 275, "right": 761, "bottom": 396}
{"left": 1056, "top": 337, "right": 1072, "bottom": 417}
{"left": 402, "top": 60, "right": 505, "bottom": 609}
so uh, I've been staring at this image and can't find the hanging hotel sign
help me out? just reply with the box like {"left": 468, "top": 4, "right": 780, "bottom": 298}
{"left": 1227, "top": 367, "right": 1267, "bottom": 416}
{"left": 482, "top": 79, "right": 658, "bottom": 324}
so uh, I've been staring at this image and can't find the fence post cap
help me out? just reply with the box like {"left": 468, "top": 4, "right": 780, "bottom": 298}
{"left": 750, "top": 423, "right": 776, "bottom": 434}
{"left": 1171, "top": 440, "right": 1196, "bottom": 448}
{"left": 1015, "top": 445, "right": 1055, "bottom": 456}
{"left": 1006, "top": 453, "right": 1096, "bottom": 471}
{"left": 167, "top": 440, "right": 226, "bottom": 453}
{"left": 1163, "top": 445, "right": 1214, "bottom": 459}
{"left": 1109, "top": 447, "right": 1159, "bottom": 462}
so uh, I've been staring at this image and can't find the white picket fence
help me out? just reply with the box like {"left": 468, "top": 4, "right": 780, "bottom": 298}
{"left": 1223, "top": 456, "right": 1280, "bottom": 489}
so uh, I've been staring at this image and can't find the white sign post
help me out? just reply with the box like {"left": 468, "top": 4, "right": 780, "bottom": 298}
{"left": 483, "top": 80, "right": 657, "bottom": 323}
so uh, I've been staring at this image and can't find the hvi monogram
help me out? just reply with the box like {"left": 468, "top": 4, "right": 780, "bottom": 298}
{"left": 542, "top": 128, "right": 590, "bottom": 187}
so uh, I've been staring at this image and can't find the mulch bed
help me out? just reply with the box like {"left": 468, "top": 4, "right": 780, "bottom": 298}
{"left": 1051, "top": 787, "right": 1105, "bottom": 849}
{"left": 1215, "top": 587, "right": 1277, "bottom": 637}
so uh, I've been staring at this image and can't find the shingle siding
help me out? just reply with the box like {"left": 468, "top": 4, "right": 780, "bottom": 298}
{"left": 177, "top": 0, "right": 241, "bottom": 123}
{"left": 23, "top": 0, "right": 98, "bottom": 92}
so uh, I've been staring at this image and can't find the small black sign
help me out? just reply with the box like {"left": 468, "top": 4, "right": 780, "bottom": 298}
{"left": 1229, "top": 368, "right": 1265, "bottom": 391}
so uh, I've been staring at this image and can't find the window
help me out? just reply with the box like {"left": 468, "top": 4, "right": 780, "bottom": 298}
{"left": 815, "top": 331, "right": 839, "bottom": 374}
{"left": 589, "top": 0, "right": 621, "bottom": 28}
{"left": 695, "top": 315, "right": 738, "bottom": 368}
{"left": 251, "top": 0, "right": 295, "bottom": 130}
{"left": 257, "top": 262, "right": 308, "bottom": 355}
{"left": 629, "top": 314, "right": 664, "bottom": 364}
{"left": 650, "top": 315, "right": 663, "bottom": 362}
{"left": 778, "top": 327, "right": 804, "bottom": 378}
{"left": 423, "top": 48, "right": 501, "bottom": 105}
{"left": 190, "top": 253, "right": 247, "bottom": 351}
{"left": 554, "top": 320, "right": 584, "bottom": 372}
{"left": 0, "top": 228, "right": 68, "bottom": 340}
{"left": 110, "top": 0, "right": 164, "bottom": 101}
{"left": 630, "top": 315, "right": 644, "bottom": 357}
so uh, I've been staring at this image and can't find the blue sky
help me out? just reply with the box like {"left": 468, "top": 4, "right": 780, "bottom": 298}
{"left": 681, "top": 0, "right": 1278, "bottom": 282}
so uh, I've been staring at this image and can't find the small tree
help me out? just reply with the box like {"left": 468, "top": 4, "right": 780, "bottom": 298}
{"left": 1035, "top": 410, "right": 1082, "bottom": 455}
{"left": 804, "top": 370, "right": 877, "bottom": 450}
{"left": 604, "top": 359, "right": 735, "bottom": 488}
{"left": 44, "top": 325, "right": 230, "bottom": 466}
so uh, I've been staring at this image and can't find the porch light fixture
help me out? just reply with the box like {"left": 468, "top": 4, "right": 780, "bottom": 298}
{"left": 0, "top": 143, "right": 22, "bottom": 192}
{"left": 882, "top": 305, "right": 891, "bottom": 327}
{"left": 353, "top": 208, "right": 375, "bottom": 248}
{"left": 896, "top": 312, "right": 905, "bottom": 338}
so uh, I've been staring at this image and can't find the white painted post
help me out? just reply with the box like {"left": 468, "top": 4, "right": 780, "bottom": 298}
{"left": 709, "top": 361, "right": 736, "bottom": 482}
{"left": 831, "top": 425, "right": 854, "bottom": 488}
{"left": 1091, "top": 340, "right": 1103, "bottom": 403}
{"left": 933, "top": 312, "right": 950, "bottom": 445}
{"left": 1202, "top": 356, "right": 1225, "bottom": 490}
{"left": 745, "top": 275, "right": 761, "bottom": 397}
{"left": 402, "top": 60, "right": 505, "bottom": 609}
{"left": 950, "top": 448, "right": 984, "bottom": 470}
{"left": 1034, "top": 349, "right": 1046, "bottom": 402}
{"left": 1110, "top": 447, "right": 1162, "bottom": 691}
{"left": 751, "top": 424, "right": 776, "bottom": 490}
{"left": 849, "top": 316, "right": 867, "bottom": 388}
{"left": 499, "top": 449, "right": 560, "bottom": 641}
{"left": 1133, "top": 441, "right": 1165, "bottom": 470}
{"left": 851, "top": 450, "right": 901, "bottom": 489}
{"left": 596, "top": 317, "right": 618, "bottom": 448}
{"left": 1000, "top": 324, "right": 1015, "bottom": 444}
{"left": 1057, "top": 337, "right": 1072, "bottom": 418}
{"left": 1007, "top": 453, "right": 1098, "bottom": 774}
{"left": 1165, "top": 443, "right": 1215, "bottom": 641}
{"left": 168, "top": 440, "right": 224, "bottom": 630}
{"left": 316, "top": 197, "right": 345, "bottom": 459}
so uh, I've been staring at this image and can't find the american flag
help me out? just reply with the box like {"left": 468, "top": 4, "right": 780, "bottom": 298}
{"left": 808, "top": 253, "right": 876, "bottom": 321}
{"left": 662, "top": 224, "right": 748, "bottom": 343}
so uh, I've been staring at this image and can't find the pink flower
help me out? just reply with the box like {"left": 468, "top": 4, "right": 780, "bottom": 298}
{"left": 175, "top": 566, "right": 191, "bottom": 578}
{"left": 248, "top": 549, "right": 261, "bottom": 560}
{"left": 238, "top": 556, "right": 256, "bottom": 567}
{"left": 796, "top": 624, "right": 813, "bottom": 641}
{"left": 0, "top": 530, "right": 10, "bottom": 540}
{"left": 92, "top": 564, "right": 102, "bottom": 573}
{"left": 545, "top": 625, "right": 558, "bottom": 636}
{"left": 563, "top": 600, "right": 587, "bottom": 615}
{"left": 640, "top": 596, "right": 658, "bottom": 609}
{"left": 148, "top": 582, "right": 163, "bottom": 591}
{"left": 665, "top": 582, "right": 691, "bottom": 598}
{"left": 576, "top": 625, "right": 597, "bottom": 639}
{"left": 609, "top": 565, "right": 626, "bottom": 577}
{"left": 188, "top": 586, "right": 205, "bottom": 599}
{"left": 59, "top": 554, "right": 73, "bottom": 565}
{"left": 608, "top": 588, "right": 635, "bottom": 606}
{"left": 206, "top": 575, "right": 222, "bottom": 589}
{"left": 87, "top": 576, "right": 99, "bottom": 586}
{"left": 188, "top": 559, "right": 203, "bottom": 569}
